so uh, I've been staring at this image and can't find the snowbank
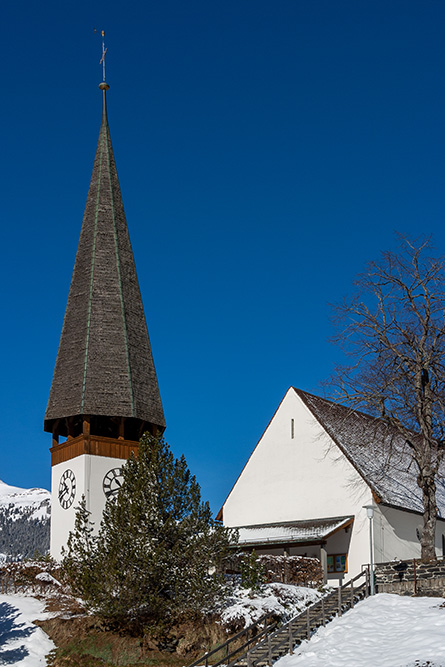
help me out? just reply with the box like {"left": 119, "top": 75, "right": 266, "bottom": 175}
{"left": 276, "top": 593, "right": 445, "bottom": 667}
{"left": 0, "top": 594, "right": 55, "bottom": 666}
{"left": 221, "top": 583, "right": 324, "bottom": 629}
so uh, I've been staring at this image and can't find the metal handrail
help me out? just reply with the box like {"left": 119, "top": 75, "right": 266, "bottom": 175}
{"left": 225, "top": 623, "right": 277, "bottom": 667}
{"left": 188, "top": 569, "right": 369, "bottom": 667}
{"left": 187, "top": 611, "right": 276, "bottom": 667}
{"left": 245, "top": 569, "right": 369, "bottom": 667}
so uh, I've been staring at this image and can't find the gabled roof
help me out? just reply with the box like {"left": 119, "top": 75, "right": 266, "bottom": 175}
{"left": 45, "top": 87, "right": 165, "bottom": 431}
{"left": 295, "top": 388, "right": 445, "bottom": 516}
{"left": 217, "top": 387, "right": 445, "bottom": 522}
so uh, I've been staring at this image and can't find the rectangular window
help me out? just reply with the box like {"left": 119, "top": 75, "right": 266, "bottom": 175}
{"left": 327, "top": 554, "right": 348, "bottom": 573}
{"left": 291, "top": 418, "right": 294, "bottom": 439}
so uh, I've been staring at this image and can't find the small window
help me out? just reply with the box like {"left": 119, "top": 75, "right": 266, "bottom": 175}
{"left": 327, "top": 554, "right": 348, "bottom": 573}
{"left": 442, "top": 534, "right": 445, "bottom": 558}
{"left": 291, "top": 418, "right": 294, "bottom": 439}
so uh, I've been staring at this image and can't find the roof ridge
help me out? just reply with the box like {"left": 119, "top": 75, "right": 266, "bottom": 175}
{"left": 292, "top": 387, "right": 389, "bottom": 424}
{"left": 103, "top": 118, "right": 135, "bottom": 416}
{"left": 80, "top": 117, "right": 104, "bottom": 414}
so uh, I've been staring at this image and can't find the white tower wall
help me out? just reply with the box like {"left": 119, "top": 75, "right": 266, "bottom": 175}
{"left": 50, "top": 454, "right": 126, "bottom": 560}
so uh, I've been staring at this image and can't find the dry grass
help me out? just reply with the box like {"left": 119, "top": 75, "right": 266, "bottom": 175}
{"left": 40, "top": 614, "right": 226, "bottom": 667}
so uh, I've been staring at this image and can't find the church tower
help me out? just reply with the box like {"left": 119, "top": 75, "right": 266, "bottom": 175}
{"left": 45, "top": 81, "right": 165, "bottom": 558}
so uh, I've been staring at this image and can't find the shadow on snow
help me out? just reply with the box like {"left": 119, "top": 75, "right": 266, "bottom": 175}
{"left": 0, "top": 601, "right": 32, "bottom": 665}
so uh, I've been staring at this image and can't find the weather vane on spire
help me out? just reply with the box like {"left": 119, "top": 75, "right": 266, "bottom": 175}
{"left": 94, "top": 29, "right": 108, "bottom": 82}
{"left": 99, "top": 30, "right": 107, "bottom": 82}
{"left": 94, "top": 29, "right": 109, "bottom": 92}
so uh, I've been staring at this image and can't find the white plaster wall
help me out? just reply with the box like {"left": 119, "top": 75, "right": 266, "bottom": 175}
{"left": 222, "top": 388, "right": 374, "bottom": 578}
{"left": 374, "top": 505, "right": 445, "bottom": 562}
{"left": 50, "top": 456, "right": 86, "bottom": 560}
{"left": 223, "top": 389, "right": 370, "bottom": 524}
{"left": 83, "top": 454, "right": 126, "bottom": 528}
{"left": 345, "top": 511, "right": 374, "bottom": 581}
{"left": 50, "top": 454, "right": 126, "bottom": 560}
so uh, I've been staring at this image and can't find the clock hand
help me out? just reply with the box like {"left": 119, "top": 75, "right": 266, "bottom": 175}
{"left": 59, "top": 482, "right": 68, "bottom": 498}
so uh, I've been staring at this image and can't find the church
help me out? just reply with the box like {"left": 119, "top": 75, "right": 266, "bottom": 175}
{"left": 44, "top": 80, "right": 165, "bottom": 558}
{"left": 217, "top": 387, "right": 445, "bottom": 582}
{"left": 44, "top": 78, "right": 445, "bottom": 574}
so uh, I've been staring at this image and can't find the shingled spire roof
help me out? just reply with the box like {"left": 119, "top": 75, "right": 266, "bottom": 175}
{"left": 44, "top": 85, "right": 165, "bottom": 434}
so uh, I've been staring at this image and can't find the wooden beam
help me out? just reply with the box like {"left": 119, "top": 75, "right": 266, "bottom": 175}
{"left": 52, "top": 419, "right": 60, "bottom": 447}
{"left": 83, "top": 415, "right": 91, "bottom": 436}
{"left": 66, "top": 417, "right": 73, "bottom": 441}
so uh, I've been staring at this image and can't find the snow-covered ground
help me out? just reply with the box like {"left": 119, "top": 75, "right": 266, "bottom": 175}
{"left": 1, "top": 587, "right": 444, "bottom": 666}
{"left": 0, "top": 594, "right": 55, "bottom": 666}
{"left": 221, "top": 583, "right": 324, "bottom": 629}
{"left": 276, "top": 593, "right": 445, "bottom": 667}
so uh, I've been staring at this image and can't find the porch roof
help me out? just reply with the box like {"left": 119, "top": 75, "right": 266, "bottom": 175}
{"left": 235, "top": 516, "right": 353, "bottom": 548}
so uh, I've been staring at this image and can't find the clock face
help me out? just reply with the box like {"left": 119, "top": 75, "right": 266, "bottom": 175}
{"left": 103, "top": 468, "right": 124, "bottom": 499}
{"left": 58, "top": 469, "right": 76, "bottom": 509}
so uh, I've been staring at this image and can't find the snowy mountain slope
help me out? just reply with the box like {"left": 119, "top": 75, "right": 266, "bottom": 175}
{"left": 0, "top": 481, "right": 50, "bottom": 558}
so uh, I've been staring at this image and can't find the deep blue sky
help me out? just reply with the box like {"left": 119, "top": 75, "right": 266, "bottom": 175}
{"left": 1, "top": 1, "right": 445, "bottom": 514}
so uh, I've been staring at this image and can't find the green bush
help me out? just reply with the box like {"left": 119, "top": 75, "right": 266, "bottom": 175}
{"left": 240, "top": 551, "right": 265, "bottom": 592}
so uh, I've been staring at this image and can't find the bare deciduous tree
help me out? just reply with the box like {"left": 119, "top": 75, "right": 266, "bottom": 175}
{"left": 330, "top": 237, "right": 445, "bottom": 560}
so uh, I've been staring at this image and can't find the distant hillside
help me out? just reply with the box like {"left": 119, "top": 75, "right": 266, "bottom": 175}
{"left": 0, "top": 481, "right": 50, "bottom": 558}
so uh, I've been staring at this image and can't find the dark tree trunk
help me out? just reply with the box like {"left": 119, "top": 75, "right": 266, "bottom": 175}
{"left": 419, "top": 473, "right": 437, "bottom": 561}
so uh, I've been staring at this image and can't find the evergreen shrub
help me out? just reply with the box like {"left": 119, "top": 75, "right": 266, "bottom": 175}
{"left": 62, "top": 434, "right": 236, "bottom": 634}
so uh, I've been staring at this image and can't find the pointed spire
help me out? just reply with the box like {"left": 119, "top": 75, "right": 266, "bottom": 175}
{"left": 45, "top": 85, "right": 165, "bottom": 435}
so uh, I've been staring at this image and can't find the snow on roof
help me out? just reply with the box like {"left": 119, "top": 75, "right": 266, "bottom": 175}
{"left": 296, "top": 389, "right": 445, "bottom": 517}
{"left": 237, "top": 517, "right": 353, "bottom": 546}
